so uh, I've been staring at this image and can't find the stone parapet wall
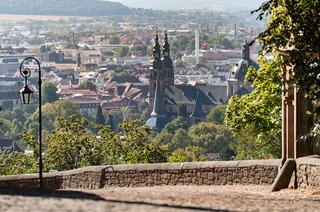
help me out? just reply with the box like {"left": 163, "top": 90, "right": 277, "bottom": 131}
{"left": 0, "top": 160, "right": 280, "bottom": 190}
{"left": 296, "top": 155, "right": 320, "bottom": 190}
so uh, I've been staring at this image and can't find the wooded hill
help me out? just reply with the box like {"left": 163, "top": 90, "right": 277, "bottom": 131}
{"left": 0, "top": 0, "right": 132, "bottom": 17}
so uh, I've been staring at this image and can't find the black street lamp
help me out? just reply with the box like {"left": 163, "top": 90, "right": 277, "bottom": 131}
{"left": 19, "top": 57, "right": 43, "bottom": 189}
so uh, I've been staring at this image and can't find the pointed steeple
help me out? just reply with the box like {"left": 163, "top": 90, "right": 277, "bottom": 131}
{"left": 189, "top": 91, "right": 206, "bottom": 118}
{"left": 162, "top": 30, "right": 170, "bottom": 58}
{"left": 152, "top": 31, "right": 162, "bottom": 69}
{"left": 151, "top": 76, "right": 165, "bottom": 117}
{"left": 162, "top": 30, "right": 173, "bottom": 68}
{"left": 242, "top": 38, "right": 250, "bottom": 60}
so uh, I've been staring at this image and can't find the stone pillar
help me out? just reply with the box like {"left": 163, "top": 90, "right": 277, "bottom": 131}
{"left": 282, "top": 65, "right": 314, "bottom": 162}
{"left": 295, "top": 90, "right": 314, "bottom": 157}
{"left": 282, "top": 64, "right": 295, "bottom": 160}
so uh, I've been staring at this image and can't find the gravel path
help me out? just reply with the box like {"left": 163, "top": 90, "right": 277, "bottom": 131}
{"left": 1, "top": 185, "right": 320, "bottom": 211}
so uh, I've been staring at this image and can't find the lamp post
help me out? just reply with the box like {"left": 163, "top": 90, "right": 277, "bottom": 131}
{"left": 19, "top": 57, "right": 43, "bottom": 189}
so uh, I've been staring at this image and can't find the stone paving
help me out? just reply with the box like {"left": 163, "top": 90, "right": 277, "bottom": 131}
{"left": 1, "top": 185, "right": 320, "bottom": 211}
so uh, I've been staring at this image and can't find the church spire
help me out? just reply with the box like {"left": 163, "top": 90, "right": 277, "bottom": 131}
{"left": 151, "top": 75, "right": 165, "bottom": 117}
{"left": 153, "top": 31, "right": 161, "bottom": 59}
{"left": 162, "top": 30, "right": 174, "bottom": 85}
{"left": 162, "top": 30, "right": 170, "bottom": 58}
{"left": 152, "top": 31, "right": 162, "bottom": 69}
{"left": 189, "top": 91, "right": 206, "bottom": 118}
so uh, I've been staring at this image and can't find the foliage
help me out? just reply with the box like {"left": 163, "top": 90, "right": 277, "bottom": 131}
{"left": 114, "top": 46, "right": 129, "bottom": 58}
{"left": 178, "top": 104, "right": 188, "bottom": 117}
{"left": 0, "top": 0, "right": 132, "bottom": 16}
{"left": 95, "top": 105, "right": 105, "bottom": 126}
{"left": 42, "top": 82, "right": 58, "bottom": 104}
{"left": 26, "top": 100, "right": 78, "bottom": 134}
{"left": 95, "top": 125, "right": 121, "bottom": 165}
{"left": 0, "top": 118, "right": 13, "bottom": 137}
{"left": 206, "top": 105, "right": 227, "bottom": 125}
{"left": 253, "top": 0, "right": 320, "bottom": 139}
{"left": 64, "top": 43, "right": 79, "bottom": 49}
{"left": 35, "top": 118, "right": 166, "bottom": 172}
{"left": 0, "top": 150, "right": 37, "bottom": 175}
{"left": 168, "top": 129, "right": 192, "bottom": 153}
{"left": 106, "top": 114, "right": 115, "bottom": 132}
{"left": 154, "top": 129, "right": 174, "bottom": 149}
{"left": 44, "top": 115, "right": 94, "bottom": 171}
{"left": 188, "top": 122, "right": 233, "bottom": 154}
{"left": 78, "top": 80, "right": 97, "bottom": 91}
{"left": 21, "top": 129, "right": 38, "bottom": 159}
{"left": 109, "top": 36, "right": 120, "bottom": 44}
{"left": 225, "top": 56, "right": 282, "bottom": 159}
{"left": 118, "top": 120, "right": 166, "bottom": 164}
{"left": 169, "top": 146, "right": 210, "bottom": 162}
{"left": 230, "top": 125, "right": 281, "bottom": 160}
{"left": 163, "top": 116, "right": 188, "bottom": 134}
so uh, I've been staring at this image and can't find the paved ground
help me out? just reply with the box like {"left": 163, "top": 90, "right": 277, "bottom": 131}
{"left": 1, "top": 185, "right": 320, "bottom": 211}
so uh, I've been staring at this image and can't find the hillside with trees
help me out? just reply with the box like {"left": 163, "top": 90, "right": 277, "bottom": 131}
{"left": 0, "top": 0, "right": 132, "bottom": 16}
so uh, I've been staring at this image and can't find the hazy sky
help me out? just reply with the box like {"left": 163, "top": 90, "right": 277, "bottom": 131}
{"left": 110, "top": 0, "right": 266, "bottom": 10}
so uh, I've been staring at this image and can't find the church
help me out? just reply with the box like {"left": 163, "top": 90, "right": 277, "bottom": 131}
{"left": 146, "top": 32, "right": 258, "bottom": 131}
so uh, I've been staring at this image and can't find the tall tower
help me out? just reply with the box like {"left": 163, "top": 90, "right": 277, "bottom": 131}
{"left": 195, "top": 28, "right": 200, "bottom": 65}
{"left": 149, "top": 31, "right": 165, "bottom": 110}
{"left": 162, "top": 31, "right": 174, "bottom": 85}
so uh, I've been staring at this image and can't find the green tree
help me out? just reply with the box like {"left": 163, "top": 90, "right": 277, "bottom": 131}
{"left": 118, "top": 120, "right": 166, "bottom": 163}
{"left": 26, "top": 100, "right": 78, "bottom": 134}
{"left": 178, "top": 104, "right": 187, "bottom": 117}
{"left": 221, "top": 38, "right": 234, "bottom": 49}
{"left": 106, "top": 114, "right": 115, "bottom": 132}
{"left": 225, "top": 57, "right": 282, "bottom": 159}
{"left": 114, "top": 46, "right": 129, "bottom": 58}
{"left": 95, "top": 105, "right": 105, "bottom": 126}
{"left": 188, "top": 122, "right": 232, "bottom": 154}
{"left": 168, "top": 128, "right": 191, "bottom": 153}
{"left": 253, "top": 0, "right": 320, "bottom": 139}
{"left": 42, "top": 82, "right": 58, "bottom": 104}
{"left": 21, "top": 129, "right": 38, "bottom": 156}
{"left": 230, "top": 125, "right": 280, "bottom": 160}
{"left": 0, "top": 150, "right": 36, "bottom": 175}
{"left": 65, "top": 43, "right": 79, "bottom": 49}
{"left": 78, "top": 80, "right": 97, "bottom": 91}
{"left": 206, "top": 105, "right": 227, "bottom": 125}
{"left": 154, "top": 129, "right": 173, "bottom": 151}
{"left": 163, "top": 116, "right": 188, "bottom": 134}
{"left": 44, "top": 116, "right": 94, "bottom": 171}
{"left": 96, "top": 125, "right": 121, "bottom": 165}
{"left": 109, "top": 36, "right": 120, "bottom": 44}
{"left": 169, "top": 146, "right": 210, "bottom": 162}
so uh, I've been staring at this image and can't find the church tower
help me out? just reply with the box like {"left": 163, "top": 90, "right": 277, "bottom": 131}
{"left": 149, "top": 31, "right": 166, "bottom": 110}
{"left": 227, "top": 38, "right": 259, "bottom": 97}
{"left": 162, "top": 31, "right": 174, "bottom": 85}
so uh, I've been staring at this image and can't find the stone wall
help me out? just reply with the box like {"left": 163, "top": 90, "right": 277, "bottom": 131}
{"left": 296, "top": 155, "right": 320, "bottom": 190}
{"left": 0, "top": 160, "right": 280, "bottom": 190}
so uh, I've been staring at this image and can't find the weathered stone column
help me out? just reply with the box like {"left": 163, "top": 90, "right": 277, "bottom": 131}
{"left": 282, "top": 65, "right": 295, "bottom": 161}
{"left": 281, "top": 65, "right": 314, "bottom": 162}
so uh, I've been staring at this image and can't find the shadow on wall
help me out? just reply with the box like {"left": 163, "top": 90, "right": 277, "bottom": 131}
{"left": 0, "top": 187, "right": 104, "bottom": 200}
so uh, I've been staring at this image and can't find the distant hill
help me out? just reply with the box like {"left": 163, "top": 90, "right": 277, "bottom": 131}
{"left": 112, "top": 0, "right": 266, "bottom": 10}
{"left": 0, "top": 0, "right": 132, "bottom": 17}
